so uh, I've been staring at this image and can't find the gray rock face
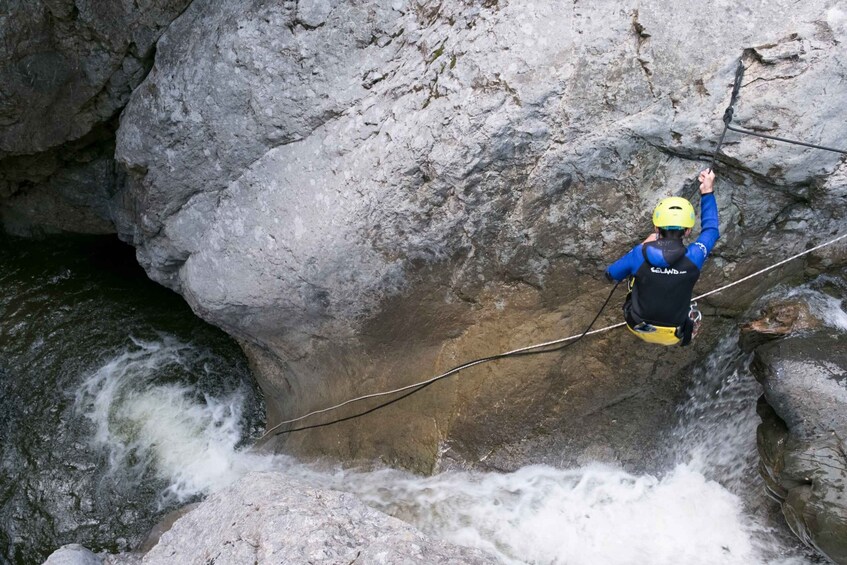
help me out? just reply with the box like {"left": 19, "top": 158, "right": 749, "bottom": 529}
{"left": 0, "top": 0, "right": 192, "bottom": 234}
{"left": 747, "top": 285, "right": 847, "bottom": 564}
{"left": 754, "top": 334, "right": 847, "bottom": 441}
{"left": 113, "top": 0, "right": 847, "bottom": 471}
{"left": 126, "top": 472, "right": 493, "bottom": 564}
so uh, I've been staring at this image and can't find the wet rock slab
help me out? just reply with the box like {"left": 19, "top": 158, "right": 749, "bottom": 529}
{"left": 746, "top": 300, "right": 847, "bottom": 564}
{"left": 107, "top": 472, "right": 494, "bottom": 564}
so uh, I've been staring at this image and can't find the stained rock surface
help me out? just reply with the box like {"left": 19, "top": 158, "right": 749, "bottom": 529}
{"left": 745, "top": 279, "right": 847, "bottom": 563}
{"left": 111, "top": 0, "right": 847, "bottom": 472}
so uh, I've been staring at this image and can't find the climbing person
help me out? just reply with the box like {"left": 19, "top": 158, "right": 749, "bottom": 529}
{"left": 605, "top": 169, "right": 718, "bottom": 346}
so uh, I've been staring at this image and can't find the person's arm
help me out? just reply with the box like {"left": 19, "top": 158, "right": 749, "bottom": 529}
{"left": 688, "top": 169, "right": 719, "bottom": 269}
{"left": 605, "top": 244, "right": 644, "bottom": 282}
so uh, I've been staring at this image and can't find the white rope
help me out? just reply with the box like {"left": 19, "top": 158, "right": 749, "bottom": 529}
{"left": 692, "top": 232, "right": 847, "bottom": 300}
{"left": 261, "top": 231, "right": 847, "bottom": 438}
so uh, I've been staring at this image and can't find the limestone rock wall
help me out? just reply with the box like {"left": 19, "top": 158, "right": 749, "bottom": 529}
{"left": 111, "top": 0, "right": 847, "bottom": 472}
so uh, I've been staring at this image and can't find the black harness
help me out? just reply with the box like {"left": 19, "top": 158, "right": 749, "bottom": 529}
{"left": 624, "top": 239, "right": 701, "bottom": 346}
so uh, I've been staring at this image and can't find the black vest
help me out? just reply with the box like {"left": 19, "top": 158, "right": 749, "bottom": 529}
{"left": 629, "top": 240, "right": 700, "bottom": 327}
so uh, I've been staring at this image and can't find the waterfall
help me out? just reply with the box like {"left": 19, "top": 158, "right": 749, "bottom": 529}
{"left": 80, "top": 333, "right": 816, "bottom": 564}
{"left": 6, "top": 232, "right": 835, "bottom": 563}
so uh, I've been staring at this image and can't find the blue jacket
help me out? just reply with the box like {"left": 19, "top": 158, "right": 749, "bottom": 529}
{"left": 606, "top": 193, "right": 719, "bottom": 282}
{"left": 606, "top": 194, "right": 719, "bottom": 328}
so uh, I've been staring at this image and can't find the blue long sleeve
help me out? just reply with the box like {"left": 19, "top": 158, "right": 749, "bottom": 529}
{"left": 606, "top": 244, "right": 643, "bottom": 282}
{"left": 685, "top": 193, "right": 719, "bottom": 269}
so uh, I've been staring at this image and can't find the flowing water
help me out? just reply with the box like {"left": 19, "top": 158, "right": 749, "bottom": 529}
{"left": 274, "top": 334, "right": 818, "bottom": 565}
{"left": 1, "top": 233, "right": 838, "bottom": 564}
{"left": 0, "top": 235, "right": 264, "bottom": 564}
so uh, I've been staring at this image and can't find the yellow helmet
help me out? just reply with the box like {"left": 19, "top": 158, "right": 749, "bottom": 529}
{"left": 652, "top": 197, "right": 695, "bottom": 229}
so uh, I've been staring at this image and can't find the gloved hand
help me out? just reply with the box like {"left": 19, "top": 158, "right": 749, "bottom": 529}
{"left": 699, "top": 169, "right": 715, "bottom": 194}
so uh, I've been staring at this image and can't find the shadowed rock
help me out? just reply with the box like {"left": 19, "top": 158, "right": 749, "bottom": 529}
{"left": 0, "top": 0, "right": 192, "bottom": 235}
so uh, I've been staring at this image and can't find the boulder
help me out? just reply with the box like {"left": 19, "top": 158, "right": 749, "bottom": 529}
{"left": 747, "top": 284, "right": 847, "bottom": 563}
{"left": 112, "top": 0, "right": 847, "bottom": 471}
{"left": 123, "top": 472, "right": 494, "bottom": 564}
{"left": 43, "top": 544, "right": 102, "bottom": 565}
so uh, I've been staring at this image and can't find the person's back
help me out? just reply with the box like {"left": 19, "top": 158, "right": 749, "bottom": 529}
{"left": 605, "top": 169, "right": 719, "bottom": 346}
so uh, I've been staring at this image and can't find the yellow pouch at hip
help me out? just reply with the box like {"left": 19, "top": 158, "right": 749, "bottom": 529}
{"left": 627, "top": 323, "right": 681, "bottom": 346}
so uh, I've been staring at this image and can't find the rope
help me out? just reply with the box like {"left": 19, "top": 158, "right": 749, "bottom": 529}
{"left": 693, "top": 232, "right": 847, "bottom": 301}
{"left": 687, "top": 59, "right": 845, "bottom": 199}
{"left": 264, "top": 281, "right": 622, "bottom": 438}
{"left": 725, "top": 124, "right": 846, "bottom": 155}
{"left": 708, "top": 60, "right": 746, "bottom": 171}
{"left": 685, "top": 60, "right": 745, "bottom": 199}
{"left": 261, "top": 231, "right": 847, "bottom": 438}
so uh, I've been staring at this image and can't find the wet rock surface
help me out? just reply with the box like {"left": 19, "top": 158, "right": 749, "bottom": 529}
{"left": 746, "top": 284, "right": 847, "bottom": 564}
{"left": 105, "top": 472, "right": 495, "bottom": 565}
{"left": 111, "top": 0, "right": 847, "bottom": 472}
{"left": 0, "top": 236, "right": 262, "bottom": 563}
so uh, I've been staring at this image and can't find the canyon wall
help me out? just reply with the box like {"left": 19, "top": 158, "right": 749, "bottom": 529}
{"left": 109, "top": 0, "right": 847, "bottom": 472}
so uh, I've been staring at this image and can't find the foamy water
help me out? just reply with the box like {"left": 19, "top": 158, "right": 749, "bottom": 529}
{"left": 74, "top": 336, "right": 280, "bottom": 506}
{"left": 296, "top": 335, "right": 807, "bottom": 565}
{"left": 303, "top": 463, "right": 778, "bottom": 565}
{"left": 74, "top": 287, "right": 847, "bottom": 563}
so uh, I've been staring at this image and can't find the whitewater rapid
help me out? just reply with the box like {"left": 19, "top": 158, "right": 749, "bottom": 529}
{"left": 73, "top": 284, "right": 847, "bottom": 564}
{"left": 74, "top": 336, "right": 279, "bottom": 506}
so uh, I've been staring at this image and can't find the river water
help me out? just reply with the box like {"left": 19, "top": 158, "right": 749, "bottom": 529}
{"left": 0, "top": 233, "right": 832, "bottom": 564}
{"left": 0, "top": 235, "right": 264, "bottom": 563}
